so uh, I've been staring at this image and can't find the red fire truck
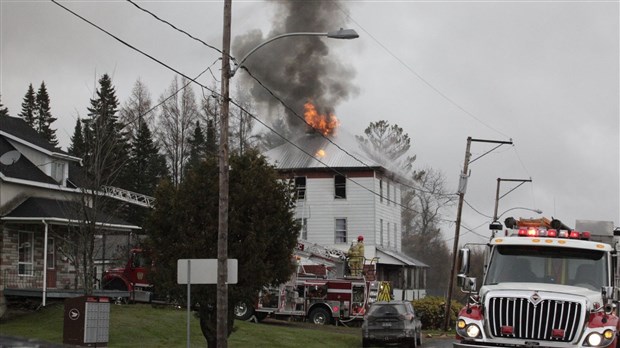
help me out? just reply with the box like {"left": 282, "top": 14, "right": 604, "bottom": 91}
{"left": 101, "top": 248, "right": 153, "bottom": 303}
{"left": 454, "top": 218, "right": 620, "bottom": 348}
{"left": 233, "top": 240, "right": 390, "bottom": 325}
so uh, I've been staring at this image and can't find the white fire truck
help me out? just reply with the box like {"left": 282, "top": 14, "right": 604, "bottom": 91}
{"left": 454, "top": 218, "right": 620, "bottom": 348}
{"left": 233, "top": 240, "right": 390, "bottom": 325}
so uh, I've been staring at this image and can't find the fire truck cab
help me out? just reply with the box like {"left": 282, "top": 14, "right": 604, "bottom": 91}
{"left": 101, "top": 248, "right": 153, "bottom": 302}
{"left": 454, "top": 218, "right": 620, "bottom": 348}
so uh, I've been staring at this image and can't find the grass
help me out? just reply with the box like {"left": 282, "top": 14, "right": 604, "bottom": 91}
{"left": 0, "top": 302, "right": 361, "bottom": 347}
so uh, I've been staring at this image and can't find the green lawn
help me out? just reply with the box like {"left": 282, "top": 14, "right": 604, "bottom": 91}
{"left": 0, "top": 302, "right": 361, "bottom": 347}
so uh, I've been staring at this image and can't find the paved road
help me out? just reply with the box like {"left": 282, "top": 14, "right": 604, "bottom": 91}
{"left": 422, "top": 336, "right": 456, "bottom": 348}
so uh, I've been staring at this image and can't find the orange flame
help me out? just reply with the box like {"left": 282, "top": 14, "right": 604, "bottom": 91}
{"left": 304, "top": 101, "right": 339, "bottom": 136}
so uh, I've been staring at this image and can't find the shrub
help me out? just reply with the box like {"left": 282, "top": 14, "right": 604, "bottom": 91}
{"left": 412, "top": 296, "right": 461, "bottom": 330}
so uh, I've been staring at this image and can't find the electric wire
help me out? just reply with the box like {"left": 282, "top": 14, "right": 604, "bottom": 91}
{"left": 242, "top": 66, "right": 454, "bottom": 199}
{"left": 125, "top": 0, "right": 225, "bottom": 57}
{"left": 51, "top": 0, "right": 436, "bottom": 218}
{"left": 335, "top": 2, "right": 511, "bottom": 140}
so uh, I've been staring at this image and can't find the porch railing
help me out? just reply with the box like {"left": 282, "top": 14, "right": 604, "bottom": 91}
{"left": 2, "top": 269, "right": 44, "bottom": 289}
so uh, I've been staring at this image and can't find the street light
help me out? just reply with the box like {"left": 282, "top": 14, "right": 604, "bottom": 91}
{"left": 230, "top": 28, "right": 359, "bottom": 76}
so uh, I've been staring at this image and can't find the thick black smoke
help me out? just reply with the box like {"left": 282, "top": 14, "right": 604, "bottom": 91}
{"left": 233, "top": 0, "right": 358, "bottom": 133}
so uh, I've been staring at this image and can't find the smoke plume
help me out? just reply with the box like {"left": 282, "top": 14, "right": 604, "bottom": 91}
{"left": 233, "top": 1, "right": 358, "bottom": 134}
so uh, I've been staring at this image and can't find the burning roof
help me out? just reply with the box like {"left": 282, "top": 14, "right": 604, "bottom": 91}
{"left": 264, "top": 130, "right": 383, "bottom": 171}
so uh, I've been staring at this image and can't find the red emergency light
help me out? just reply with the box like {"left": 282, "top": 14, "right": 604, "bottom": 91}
{"left": 517, "top": 227, "right": 590, "bottom": 240}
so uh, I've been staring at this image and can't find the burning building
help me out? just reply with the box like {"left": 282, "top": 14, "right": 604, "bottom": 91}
{"left": 264, "top": 115, "right": 428, "bottom": 301}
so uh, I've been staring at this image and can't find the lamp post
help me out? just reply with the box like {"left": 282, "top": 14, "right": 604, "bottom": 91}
{"left": 217, "top": 18, "right": 358, "bottom": 346}
{"left": 497, "top": 207, "right": 542, "bottom": 219}
{"left": 490, "top": 178, "right": 533, "bottom": 235}
{"left": 230, "top": 28, "right": 359, "bottom": 77}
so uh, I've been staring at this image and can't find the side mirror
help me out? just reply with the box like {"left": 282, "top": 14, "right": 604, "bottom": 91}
{"left": 458, "top": 248, "right": 471, "bottom": 275}
{"left": 458, "top": 275, "right": 477, "bottom": 292}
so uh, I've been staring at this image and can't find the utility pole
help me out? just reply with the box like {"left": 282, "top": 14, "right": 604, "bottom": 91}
{"left": 492, "top": 178, "right": 533, "bottom": 223}
{"left": 218, "top": 0, "right": 232, "bottom": 347}
{"left": 442, "top": 136, "right": 512, "bottom": 331}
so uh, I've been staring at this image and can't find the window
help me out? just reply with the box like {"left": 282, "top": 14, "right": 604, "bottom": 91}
{"left": 18, "top": 231, "right": 34, "bottom": 276}
{"left": 335, "top": 218, "right": 347, "bottom": 243}
{"left": 379, "top": 179, "right": 383, "bottom": 203}
{"left": 380, "top": 219, "right": 384, "bottom": 246}
{"left": 387, "top": 223, "right": 391, "bottom": 247}
{"left": 47, "top": 237, "right": 55, "bottom": 269}
{"left": 296, "top": 218, "right": 308, "bottom": 240}
{"left": 51, "top": 161, "right": 65, "bottom": 183}
{"left": 334, "top": 175, "right": 346, "bottom": 199}
{"left": 294, "top": 176, "right": 306, "bottom": 200}
{"left": 387, "top": 182, "right": 391, "bottom": 205}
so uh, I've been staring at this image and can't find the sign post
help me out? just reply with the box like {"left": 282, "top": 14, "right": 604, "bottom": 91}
{"left": 177, "top": 259, "right": 238, "bottom": 347}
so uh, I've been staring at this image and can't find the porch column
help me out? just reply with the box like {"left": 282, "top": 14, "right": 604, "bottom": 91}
{"left": 42, "top": 220, "right": 48, "bottom": 306}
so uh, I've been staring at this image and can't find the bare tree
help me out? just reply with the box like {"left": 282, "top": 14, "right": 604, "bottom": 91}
{"left": 157, "top": 76, "right": 199, "bottom": 186}
{"left": 120, "top": 79, "right": 154, "bottom": 137}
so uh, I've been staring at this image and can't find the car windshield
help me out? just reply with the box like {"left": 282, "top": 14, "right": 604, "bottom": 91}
{"left": 368, "top": 303, "right": 407, "bottom": 316}
{"left": 484, "top": 245, "right": 607, "bottom": 290}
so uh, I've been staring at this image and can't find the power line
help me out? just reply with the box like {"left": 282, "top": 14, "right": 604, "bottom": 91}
{"left": 51, "top": 0, "right": 448, "bottom": 219}
{"left": 125, "top": 0, "right": 224, "bottom": 57}
{"left": 242, "top": 66, "right": 454, "bottom": 198}
{"left": 335, "top": 2, "right": 511, "bottom": 140}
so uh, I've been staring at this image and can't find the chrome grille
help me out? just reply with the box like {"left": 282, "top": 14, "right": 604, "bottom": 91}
{"left": 488, "top": 296, "right": 583, "bottom": 342}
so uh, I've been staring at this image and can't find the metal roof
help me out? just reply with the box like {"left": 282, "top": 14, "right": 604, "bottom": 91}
{"left": 376, "top": 247, "right": 429, "bottom": 268}
{"left": 264, "top": 131, "right": 383, "bottom": 171}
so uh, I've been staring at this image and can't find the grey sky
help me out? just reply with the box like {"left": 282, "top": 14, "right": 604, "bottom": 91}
{"left": 1, "top": 0, "right": 618, "bottom": 243}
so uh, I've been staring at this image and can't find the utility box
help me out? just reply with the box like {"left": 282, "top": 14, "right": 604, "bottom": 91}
{"left": 63, "top": 296, "right": 110, "bottom": 347}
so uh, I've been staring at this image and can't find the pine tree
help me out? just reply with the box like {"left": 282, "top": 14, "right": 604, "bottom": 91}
{"left": 19, "top": 84, "right": 37, "bottom": 127}
{"left": 205, "top": 118, "right": 217, "bottom": 158}
{"left": 186, "top": 121, "right": 207, "bottom": 173}
{"left": 35, "top": 82, "right": 59, "bottom": 147}
{"left": 68, "top": 118, "right": 86, "bottom": 158}
{"left": 85, "top": 73, "right": 130, "bottom": 186}
{"left": 125, "top": 118, "right": 167, "bottom": 225}
{"left": 0, "top": 95, "right": 10, "bottom": 117}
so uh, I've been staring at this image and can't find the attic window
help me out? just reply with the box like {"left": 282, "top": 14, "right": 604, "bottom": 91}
{"left": 295, "top": 176, "right": 306, "bottom": 200}
{"left": 334, "top": 175, "right": 346, "bottom": 199}
{"left": 50, "top": 161, "right": 65, "bottom": 184}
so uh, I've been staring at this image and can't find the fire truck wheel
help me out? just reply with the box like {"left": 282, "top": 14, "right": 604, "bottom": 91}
{"left": 233, "top": 301, "right": 254, "bottom": 321}
{"left": 308, "top": 307, "right": 332, "bottom": 325}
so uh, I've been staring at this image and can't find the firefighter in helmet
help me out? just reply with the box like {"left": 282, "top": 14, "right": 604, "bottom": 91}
{"left": 347, "top": 235, "right": 365, "bottom": 277}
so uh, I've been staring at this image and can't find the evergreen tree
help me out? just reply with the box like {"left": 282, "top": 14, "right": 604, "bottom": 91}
{"left": 205, "top": 118, "right": 217, "bottom": 157}
{"left": 85, "top": 73, "right": 130, "bottom": 187}
{"left": 186, "top": 121, "right": 207, "bottom": 173}
{"left": 19, "top": 84, "right": 37, "bottom": 127}
{"left": 68, "top": 118, "right": 86, "bottom": 158}
{"left": 146, "top": 149, "right": 299, "bottom": 346}
{"left": 125, "top": 118, "right": 167, "bottom": 225}
{"left": 35, "top": 82, "right": 59, "bottom": 147}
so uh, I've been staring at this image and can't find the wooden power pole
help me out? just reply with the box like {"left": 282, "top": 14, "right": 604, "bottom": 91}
{"left": 218, "top": 0, "right": 232, "bottom": 346}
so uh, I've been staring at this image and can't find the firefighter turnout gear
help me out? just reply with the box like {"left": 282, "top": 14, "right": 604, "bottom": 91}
{"left": 347, "top": 238, "right": 365, "bottom": 277}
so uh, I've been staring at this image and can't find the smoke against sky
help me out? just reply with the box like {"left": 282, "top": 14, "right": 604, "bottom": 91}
{"left": 232, "top": 0, "right": 358, "bottom": 133}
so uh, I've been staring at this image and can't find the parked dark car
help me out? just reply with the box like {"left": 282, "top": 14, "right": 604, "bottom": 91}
{"left": 362, "top": 300, "right": 422, "bottom": 347}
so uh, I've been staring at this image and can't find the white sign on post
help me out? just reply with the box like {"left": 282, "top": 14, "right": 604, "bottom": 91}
{"left": 176, "top": 259, "right": 238, "bottom": 284}
{"left": 177, "top": 259, "right": 238, "bottom": 348}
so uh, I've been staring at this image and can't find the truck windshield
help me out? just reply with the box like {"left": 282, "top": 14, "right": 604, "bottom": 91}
{"left": 484, "top": 245, "right": 607, "bottom": 291}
